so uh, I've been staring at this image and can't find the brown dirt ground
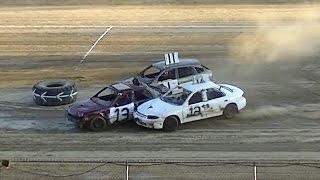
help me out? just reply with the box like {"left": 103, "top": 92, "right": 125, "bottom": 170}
{"left": 0, "top": 5, "right": 319, "bottom": 26}
{"left": 0, "top": 5, "right": 320, "bottom": 173}
{"left": 0, "top": 5, "right": 319, "bottom": 88}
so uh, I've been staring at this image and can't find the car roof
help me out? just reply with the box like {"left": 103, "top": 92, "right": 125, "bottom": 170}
{"left": 152, "top": 58, "right": 200, "bottom": 70}
{"left": 179, "top": 81, "right": 220, "bottom": 92}
{"left": 111, "top": 83, "right": 132, "bottom": 92}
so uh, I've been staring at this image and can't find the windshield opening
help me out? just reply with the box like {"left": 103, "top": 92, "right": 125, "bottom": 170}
{"left": 141, "top": 65, "right": 161, "bottom": 79}
{"left": 91, "top": 87, "right": 117, "bottom": 107}
{"left": 160, "top": 86, "right": 191, "bottom": 105}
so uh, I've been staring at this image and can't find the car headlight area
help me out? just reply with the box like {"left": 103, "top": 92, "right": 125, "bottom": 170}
{"left": 147, "top": 115, "right": 159, "bottom": 119}
{"left": 134, "top": 111, "right": 163, "bottom": 129}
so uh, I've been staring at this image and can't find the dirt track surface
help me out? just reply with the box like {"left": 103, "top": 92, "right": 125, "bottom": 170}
{"left": 0, "top": 0, "right": 319, "bottom": 6}
{"left": 0, "top": 4, "right": 320, "bottom": 163}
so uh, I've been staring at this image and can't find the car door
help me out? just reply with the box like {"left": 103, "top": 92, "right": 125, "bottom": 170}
{"left": 109, "top": 91, "right": 135, "bottom": 123}
{"left": 194, "top": 66, "right": 211, "bottom": 82}
{"left": 157, "top": 69, "right": 178, "bottom": 89}
{"left": 177, "top": 67, "right": 196, "bottom": 84}
{"left": 182, "top": 90, "right": 210, "bottom": 123}
{"left": 205, "top": 88, "right": 227, "bottom": 117}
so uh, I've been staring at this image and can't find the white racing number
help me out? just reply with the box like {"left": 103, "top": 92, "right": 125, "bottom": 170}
{"left": 164, "top": 52, "right": 179, "bottom": 65}
{"left": 161, "top": 79, "right": 178, "bottom": 89}
{"left": 193, "top": 75, "right": 204, "bottom": 84}
{"left": 109, "top": 103, "right": 134, "bottom": 123}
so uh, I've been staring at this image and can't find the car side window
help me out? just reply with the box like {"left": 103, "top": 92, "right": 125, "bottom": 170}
{"left": 188, "top": 91, "right": 202, "bottom": 105}
{"left": 206, "top": 88, "right": 224, "bottom": 100}
{"left": 158, "top": 69, "right": 176, "bottom": 81}
{"left": 142, "top": 66, "right": 161, "bottom": 78}
{"left": 178, "top": 67, "right": 195, "bottom": 78}
{"left": 195, "top": 67, "right": 204, "bottom": 73}
{"left": 116, "top": 91, "right": 132, "bottom": 107}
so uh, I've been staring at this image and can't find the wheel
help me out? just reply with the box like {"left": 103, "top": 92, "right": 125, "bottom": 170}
{"left": 89, "top": 115, "right": 107, "bottom": 131}
{"left": 163, "top": 116, "right": 179, "bottom": 132}
{"left": 223, "top": 104, "right": 238, "bottom": 119}
{"left": 32, "top": 79, "right": 78, "bottom": 106}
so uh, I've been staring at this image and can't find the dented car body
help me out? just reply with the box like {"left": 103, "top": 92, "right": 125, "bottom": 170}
{"left": 124, "top": 52, "right": 213, "bottom": 90}
{"left": 134, "top": 81, "right": 246, "bottom": 131}
{"left": 67, "top": 82, "right": 161, "bottom": 131}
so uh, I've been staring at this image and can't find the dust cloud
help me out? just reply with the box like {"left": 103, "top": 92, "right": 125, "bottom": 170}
{"left": 238, "top": 103, "right": 320, "bottom": 120}
{"left": 238, "top": 105, "right": 294, "bottom": 119}
{"left": 230, "top": 8, "right": 320, "bottom": 63}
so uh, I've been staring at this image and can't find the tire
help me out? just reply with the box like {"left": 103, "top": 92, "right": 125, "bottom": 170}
{"left": 163, "top": 116, "right": 179, "bottom": 132}
{"left": 32, "top": 79, "right": 78, "bottom": 106}
{"left": 223, "top": 104, "right": 238, "bottom": 119}
{"left": 89, "top": 115, "right": 107, "bottom": 131}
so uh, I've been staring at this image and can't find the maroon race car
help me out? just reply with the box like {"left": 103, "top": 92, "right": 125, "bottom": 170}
{"left": 67, "top": 82, "right": 164, "bottom": 131}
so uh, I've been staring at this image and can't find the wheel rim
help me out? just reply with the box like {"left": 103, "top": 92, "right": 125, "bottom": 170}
{"left": 93, "top": 119, "right": 104, "bottom": 128}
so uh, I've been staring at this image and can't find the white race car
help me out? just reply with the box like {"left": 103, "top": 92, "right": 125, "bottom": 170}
{"left": 134, "top": 81, "right": 246, "bottom": 131}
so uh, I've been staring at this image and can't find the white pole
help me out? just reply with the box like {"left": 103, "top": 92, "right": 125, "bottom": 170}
{"left": 254, "top": 163, "right": 257, "bottom": 180}
{"left": 76, "top": 26, "right": 113, "bottom": 69}
{"left": 126, "top": 162, "right": 129, "bottom": 180}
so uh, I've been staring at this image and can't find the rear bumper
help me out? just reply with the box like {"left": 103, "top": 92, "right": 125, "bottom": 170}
{"left": 237, "top": 97, "right": 247, "bottom": 111}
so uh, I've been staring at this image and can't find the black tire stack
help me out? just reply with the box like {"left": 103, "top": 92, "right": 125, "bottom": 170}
{"left": 32, "top": 79, "right": 78, "bottom": 106}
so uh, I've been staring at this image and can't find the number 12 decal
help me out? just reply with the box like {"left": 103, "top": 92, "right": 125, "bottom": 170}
{"left": 188, "top": 106, "right": 201, "bottom": 117}
{"left": 187, "top": 104, "right": 210, "bottom": 117}
{"left": 115, "top": 108, "right": 129, "bottom": 121}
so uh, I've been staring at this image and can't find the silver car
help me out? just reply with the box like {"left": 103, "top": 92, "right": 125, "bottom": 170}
{"left": 129, "top": 53, "right": 213, "bottom": 90}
